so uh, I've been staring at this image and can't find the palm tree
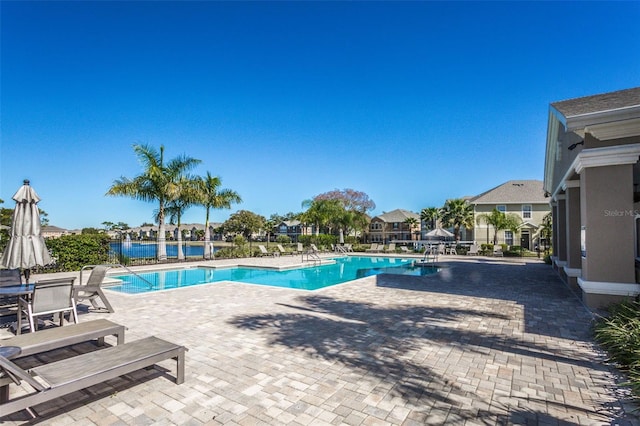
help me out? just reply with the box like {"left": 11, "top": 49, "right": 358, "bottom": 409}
{"left": 166, "top": 175, "right": 200, "bottom": 261}
{"left": 440, "top": 198, "right": 474, "bottom": 241}
{"left": 420, "top": 207, "right": 441, "bottom": 231}
{"left": 476, "top": 208, "right": 522, "bottom": 245}
{"left": 194, "top": 172, "right": 242, "bottom": 259}
{"left": 106, "top": 144, "right": 201, "bottom": 261}
{"left": 404, "top": 217, "right": 419, "bottom": 241}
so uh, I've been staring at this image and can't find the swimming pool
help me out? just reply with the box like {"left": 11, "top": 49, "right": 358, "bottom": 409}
{"left": 109, "top": 256, "right": 439, "bottom": 293}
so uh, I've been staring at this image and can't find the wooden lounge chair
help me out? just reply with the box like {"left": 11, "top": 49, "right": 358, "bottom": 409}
{"left": 74, "top": 265, "right": 115, "bottom": 313}
{"left": 0, "top": 336, "right": 186, "bottom": 417}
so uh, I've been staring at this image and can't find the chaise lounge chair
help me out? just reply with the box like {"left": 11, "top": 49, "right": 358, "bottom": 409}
{"left": 0, "top": 319, "right": 125, "bottom": 402}
{"left": 258, "top": 245, "right": 277, "bottom": 257}
{"left": 366, "top": 244, "right": 380, "bottom": 253}
{"left": 466, "top": 243, "right": 479, "bottom": 256}
{"left": 74, "top": 265, "right": 115, "bottom": 313}
{"left": 277, "top": 244, "right": 293, "bottom": 256}
{"left": 0, "top": 335, "right": 186, "bottom": 417}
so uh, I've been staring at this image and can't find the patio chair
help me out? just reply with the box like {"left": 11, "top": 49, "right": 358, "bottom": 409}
{"left": 493, "top": 245, "right": 504, "bottom": 257}
{"left": 310, "top": 244, "right": 321, "bottom": 253}
{"left": 385, "top": 243, "right": 396, "bottom": 253}
{"left": 0, "top": 269, "right": 22, "bottom": 315}
{"left": 73, "top": 265, "right": 115, "bottom": 313}
{"left": 344, "top": 244, "right": 354, "bottom": 252}
{"left": 400, "top": 246, "right": 411, "bottom": 254}
{"left": 17, "top": 277, "right": 78, "bottom": 334}
{"left": 0, "top": 335, "right": 186, "bottom": 417}
{"left": 447, "top": 244, "right": 457, "bottom": 255}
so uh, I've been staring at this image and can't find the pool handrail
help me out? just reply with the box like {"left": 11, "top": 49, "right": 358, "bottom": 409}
{"left": 80, "top": 264, "right": 155, "bottom": 290}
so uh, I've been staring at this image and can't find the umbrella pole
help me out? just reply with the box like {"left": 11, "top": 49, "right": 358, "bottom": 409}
{"left": 24, "top": 269, "right": 31, "bottom": 283}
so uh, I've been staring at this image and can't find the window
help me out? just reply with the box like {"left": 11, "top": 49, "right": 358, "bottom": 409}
{"left": 496, "top": 205, "right": 506, "bottom": 213}
{"left": 393, "top": 223, "right": 399, "bottom": 230}
{"left": 505, "top": 231, "right": 513, "bottom": 246}
{"left": 522, "top": 205, "right": 532, "bottom": 219}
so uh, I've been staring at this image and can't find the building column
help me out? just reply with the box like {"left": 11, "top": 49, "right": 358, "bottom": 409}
{"left": 578, "top": 162, "right": 638, "bottom": 307}
{"left": 550, "top": 201, "right": 559, "bottom": 270}
{"left": 563, "top": 181, "right": 581, "bottom": 290}
{"left": 555, "top": 195, "right": 567, "bottom": 277}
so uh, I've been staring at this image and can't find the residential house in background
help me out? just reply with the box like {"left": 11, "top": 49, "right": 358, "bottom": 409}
{"left": 543, "top": 87, "right": 640, "bottom": 309}
{"left": 469, "top": 180, "right": 550, "bottom": 249}
{"left": 276, "top": 220, "right": 313, "bottom": 242}
{"left": 41, "top": 225, "right": 71, "bottom": 239}
{"left": 368, "top": 209, "right": 420, "bottom": 244}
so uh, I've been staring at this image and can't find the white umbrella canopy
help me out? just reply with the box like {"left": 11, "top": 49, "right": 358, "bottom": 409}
{"left": 0, "top": 180, "right": 52, "bottom": 281}
{"left": 425, "top": 227, "right": 454, "bottom": 238}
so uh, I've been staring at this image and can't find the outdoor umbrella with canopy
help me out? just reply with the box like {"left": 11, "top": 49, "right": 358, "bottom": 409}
{"left": 0, "top": 180, "right": 52, "bottom": 282}
{"left": 425, "top": 227, "right": 454, "bottom": 239}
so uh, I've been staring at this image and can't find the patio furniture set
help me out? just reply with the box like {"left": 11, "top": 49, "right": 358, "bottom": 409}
{"left": 0, "top": 265, "right": 187, "bottom": 419}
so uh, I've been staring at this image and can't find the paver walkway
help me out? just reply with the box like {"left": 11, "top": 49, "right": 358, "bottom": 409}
{"left": 1, "top": 256, "right": 638, "bottom": 425}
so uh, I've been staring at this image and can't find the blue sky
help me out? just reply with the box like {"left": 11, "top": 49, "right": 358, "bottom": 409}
{"left": 1, "top": 1, "right": 639, "bottom": 230}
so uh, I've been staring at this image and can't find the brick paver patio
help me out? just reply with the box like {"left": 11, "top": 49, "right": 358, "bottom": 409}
{"left": 1, "top": 256, "right": 638, "bottom": 425}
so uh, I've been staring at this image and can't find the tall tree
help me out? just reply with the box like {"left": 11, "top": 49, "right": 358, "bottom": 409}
{"left": 311, "top": 188, "right": 375, "bottom": 241}
{"left": 194, "top": 172, "right": 241, "bottom": 259}
{"left": 404, "top": 217, "right": 419, "bottom": 241}
{"left": 440, "top": 198, "right": 474, "bottom": 241}
{"left": 313, "top": 188, "right": 376, "bottom": 213}
{"left": 106, "top": 144, "right": 201, "bottom": 261}
{"left": 223, "top": 210, "right": 265, "bottom": 254}
{"left": 166, "top": 175, "right": 200, "bottom": 260}
{"left": 420, "top": 207, "right": 441, "bottom": 231}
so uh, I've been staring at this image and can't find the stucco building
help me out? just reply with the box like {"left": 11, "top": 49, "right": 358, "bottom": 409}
{"left": 469, "top": 180, "right": 550, "bottom": 249}
{"left": 543, "top": 87, "right": 640, "bottom": 308}
{"left": 368, "top": 209, "right": 420, "bottom": 244}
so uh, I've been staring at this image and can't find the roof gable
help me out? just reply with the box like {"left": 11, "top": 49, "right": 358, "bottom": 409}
{"left": 551, "top": 87, "right": 640, "bottom": 119}
{"left": 470, "top": 180, "right": 547, "bottom": 204}
{"left": 374, "top": 209, "right": 419, "bottom": 223}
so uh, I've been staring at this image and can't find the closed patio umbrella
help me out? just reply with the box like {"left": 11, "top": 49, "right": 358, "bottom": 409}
{"left": 0, "top": 180, "right": 52, "bottom": 282}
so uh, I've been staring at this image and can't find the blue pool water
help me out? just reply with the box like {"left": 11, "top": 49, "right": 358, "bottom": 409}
{"left": 109, "top": 256, "right": 439, "bottom": 293}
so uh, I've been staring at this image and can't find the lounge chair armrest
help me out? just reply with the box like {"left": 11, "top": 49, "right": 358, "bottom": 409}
{"left": 0, "top": 356, "right": 47, "bottom": 391}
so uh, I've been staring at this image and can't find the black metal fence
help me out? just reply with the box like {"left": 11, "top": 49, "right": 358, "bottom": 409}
{"left": 109, "top": 239, "right": 213, "bottom": 265}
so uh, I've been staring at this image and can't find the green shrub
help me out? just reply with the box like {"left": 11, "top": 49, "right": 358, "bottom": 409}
{"left": 276, "top": 235, "right": 291, "bottom": 244}
{"left": 44, "top": 234, "right": 111, "bottom": 272}
{"left": 298, "top": 234, "right": 337, "bottom": 248}
{"left": 543, "top": 254, "right": 552, "bottom": 264}
{"left": 594, "top": 301, "right": 640, "bottom": 399}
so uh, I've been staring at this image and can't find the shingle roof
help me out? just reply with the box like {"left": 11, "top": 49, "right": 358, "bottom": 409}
{"left": 551, "top": 87, "right": 640, "bottom": 118}
{"left": 469, "top": 180, "right": 547, "bottom": 204}
{"left": 374, "top": 209, "right": 419, "bottom": 222}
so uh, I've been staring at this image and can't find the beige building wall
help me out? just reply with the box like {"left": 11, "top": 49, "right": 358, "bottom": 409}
{"left": 544, "top": 87, "right": 640, "bottom": 309}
